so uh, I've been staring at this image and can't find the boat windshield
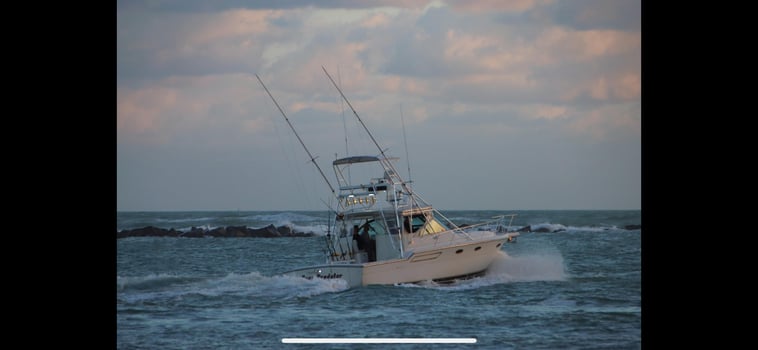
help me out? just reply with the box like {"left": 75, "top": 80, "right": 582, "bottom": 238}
{"left": 404, "top": 212, "right": 450, "bottom": 235}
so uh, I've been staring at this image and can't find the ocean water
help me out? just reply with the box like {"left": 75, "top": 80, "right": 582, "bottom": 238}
{"left": 117, "top": 210, "right": 641, "bottom": 349}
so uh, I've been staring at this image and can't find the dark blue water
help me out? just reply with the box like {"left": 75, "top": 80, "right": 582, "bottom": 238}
{"left": 117, "top": 210, "right": 641, "bottom": 349}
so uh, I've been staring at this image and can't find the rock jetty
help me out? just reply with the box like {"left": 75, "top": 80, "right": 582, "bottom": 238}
{"left": 117, "top": 224, "right": 316, "bottom": 239}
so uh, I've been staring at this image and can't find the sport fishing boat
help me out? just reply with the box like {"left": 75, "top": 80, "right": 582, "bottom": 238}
{"left": 256, "top": 68, "right": 519, "bottom": 288}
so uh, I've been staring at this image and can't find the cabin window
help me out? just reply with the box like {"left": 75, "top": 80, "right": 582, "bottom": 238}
{"left": 404, "top": 214, "right": 427, "bottom": 233}
{"left": 365, "top": 219, "right": 386, "bottom": 237}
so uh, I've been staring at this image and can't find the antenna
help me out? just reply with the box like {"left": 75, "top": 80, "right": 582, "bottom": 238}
{"left": 255, "top": 74, "right": 338, "bottom": 198}
{"left": 400, "top": 105, "right": 415, "bottom": 211}
{"left": 400, "top": 104, "right": 412, "bottom": 186}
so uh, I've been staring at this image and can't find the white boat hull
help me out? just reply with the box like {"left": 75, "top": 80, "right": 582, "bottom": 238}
{"left": 283, "top": 235, "right": 509, "bottom": 288}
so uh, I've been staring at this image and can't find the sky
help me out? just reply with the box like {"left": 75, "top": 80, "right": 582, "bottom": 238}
{"left": 117, "top": 0, "right": 641, "bottom": 212}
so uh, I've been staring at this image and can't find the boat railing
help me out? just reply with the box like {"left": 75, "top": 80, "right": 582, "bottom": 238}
{"left": 454, "top": 214, "right": 518, "bottom": 234}
{"left": 494, "top": 214, "right": 518, "bottom": 233}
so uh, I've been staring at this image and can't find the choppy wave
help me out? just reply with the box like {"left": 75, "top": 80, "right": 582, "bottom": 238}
{"left": 530, "top": 223, "right": 569, "bottom": 232}
{"left": 154, "top": 216, "right": 217, "bottom": 224}
{"left": 117, "top": 273, "right": 206, "bottom": 292}
{"left": 118, "top": 211, "right": 640, "bottom": 234}
{"left": 117, "top": 271, "right": 348, "bottom": 303}
{"left": 183, "top": 222, "right": 329, "bottom": 236}
{"left": 251, "top": 212, "right": 332, "bottom": 235}
{"left": 250, "top": 212, "right": 324, "bottom": 224}
{"left": 292, "top": 224, "right": 330, "bottom": 235}
{"left": 528, "top": 222, "right": 632, "bottom": 232}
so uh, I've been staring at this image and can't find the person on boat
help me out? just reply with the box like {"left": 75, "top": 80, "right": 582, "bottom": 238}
{"left": 353, "top": 225, "right": 364, "bottom": 250}
{"left": 358, "top": 223, "right": 376, "bottom": 262}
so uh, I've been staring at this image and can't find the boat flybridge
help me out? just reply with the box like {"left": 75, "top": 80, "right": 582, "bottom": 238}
{"left": 256, "top": 69, "right": 519, "bottom": 288}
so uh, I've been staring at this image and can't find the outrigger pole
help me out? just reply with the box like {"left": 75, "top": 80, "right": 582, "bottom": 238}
{"left": 255, "top": 74, "right": 338, "bottom": 199}
{"left": 321, "top": 66, "right": 414, "bottom": 198}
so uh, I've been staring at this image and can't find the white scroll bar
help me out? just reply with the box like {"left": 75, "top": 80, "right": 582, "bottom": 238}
{"left": 282, "top": 338, "right": 477, "bottom": 344}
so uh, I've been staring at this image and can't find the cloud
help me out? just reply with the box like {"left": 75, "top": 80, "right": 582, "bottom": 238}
{"left": 361, "top": 12, "right": 392, "bottom": 28}
{"left": 118, "top": 9, "right": 282, "bottom": 81}
{"left": 117, "top": 73, "right": 273, "bottom": 146}
{"left": 545, "top": 0, "right": 641, "bottom": 31}
{"left": 445, "top": 0, "right": 544, "bottom": 13}
{"left": 117, "top": 86, "right": 178, "bottom": 136}
{"left": 117, "top": 0, "right": 432, "bottom": 13}
{"left": 117, "top": 0, "right": 640, "bottom": 210}
{"left": 532, "top": 27, "right": 641, "bottom": 65}
{"left": 119, "top": 1, "right": 640, "bottom": 136}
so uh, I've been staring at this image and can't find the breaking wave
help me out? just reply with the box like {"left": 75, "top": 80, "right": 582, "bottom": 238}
{"left": 528, "top": 222, "right": 629, "bottom": 233}
{"left": 117, "top": 271, "right": 348, "bottom": 303}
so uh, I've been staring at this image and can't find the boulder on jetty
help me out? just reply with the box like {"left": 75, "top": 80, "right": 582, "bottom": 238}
{"left": 117, "top": 225, "right": 316, "bottom": 239}
{"left": 516, "top": 225, "right": 532, "bottom": 232}
{"left": 514, "top": 225, "right": 567, "bottom": 233}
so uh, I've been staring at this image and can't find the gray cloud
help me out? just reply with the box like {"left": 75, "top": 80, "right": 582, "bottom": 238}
{"left": 117, "top": 0, "right": 431, "bottom": 13}
{"left": 117, "top": 0, "right": 640, "bottom": 210}
{"left": 540, "top": 0, "right": 641, "bottom": 31}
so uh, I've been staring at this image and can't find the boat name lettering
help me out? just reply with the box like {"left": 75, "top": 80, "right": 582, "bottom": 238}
{"left": 302, "top": 273, "right": 343, "bottom": 280}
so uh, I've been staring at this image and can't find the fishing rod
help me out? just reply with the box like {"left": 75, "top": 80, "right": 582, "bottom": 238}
{"left": 255, "top": 74, "right": 338, "bottom": 199}
{"left": 324, "top": 232, "right": 337, "bottom": 260}
{"left": 321, "top": 197, "right": 354, "bottom": 260}
{"left": 322, "top": 200, "right": 337, "bottom": 259}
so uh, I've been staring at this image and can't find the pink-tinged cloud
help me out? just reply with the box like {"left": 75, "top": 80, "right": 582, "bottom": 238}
{"left": 589, "top": 78, "right": 609, "bottom": 100}
{"left": 446, "top": 0, "right": 545, "bottom": 13}
{"left": 263, "top": 42, "right": 370, "bottom": 94}
{"left": 615, "top": 73, "right": 640, "bottom": 100}
{"left": 409, "top": 106, "right": 429, "bottom": 123}
{"left": 532, "top": 105, "right": 569, "bottom": 120}
{"left": 362, "top": 0, "right": 430, "bottom": 9}
{"left": 361, "top": 12, "right": 392, "bottom": 28}
{"left": 568, "top": 104, "right": 640, "bottom": 140}
{"left": 594, "top": 73, "right": 641, "bottom": 101}
{"left": 242, "top": 118, "right": 270, "bottom": 134}
{"left": 444, "top": 29, "right": 498, "bottom": 62}
{"left": 380, "top": 76, "right": 430, "bottom": 96}
{"left": 535, "top": 27, "right": 640, "bottom": 64}
{"left": 559, "top": 72, "right": 640, "bottom": 103}
{"left": 443, "top": 29, "right": 528, "bottom": 71}
{"left": 117, "top": 87, "right": 178, "bottom": 135}
{"left": 455, "top": 72, "right": 538, "bottom": 94}
{"left": 186, "top": 9, "right": 283, "bottom": 47}
{"left": 118, "top": 73, "right": 277, "bottom": 145}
